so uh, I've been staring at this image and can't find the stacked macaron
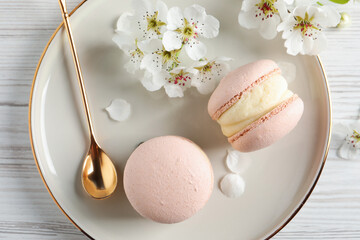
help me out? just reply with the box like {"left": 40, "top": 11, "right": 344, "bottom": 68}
{"left": 208, "top": 59, "right": 304, "bottom": 152}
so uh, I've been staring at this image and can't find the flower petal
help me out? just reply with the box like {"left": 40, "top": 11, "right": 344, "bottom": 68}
{"left": 112, "top": 32, "right": 135, "bottom": 52}
{"left": 197, "top": 15, "right": 219, "bottom": 38}
{"left": 284, "top": 31, "right": 303, "bottom": 56}
{"left": 259, "top": 15, "right": 280, "bottom": 40}
{"left": 105, "top": 99, "right": 131, "bottom": 122}
{"left": 338, "top": 142, "right": 360, "bottom": 160}
{"left": 132, "top": 0, "right": 152, "bottom": 14}
{"left": 225, "top": 149, "right": 252, "bottom": 174}
{"left": 191, "top": 76, "right": 216, "bottom": 95}
{"left": 302, "top": 36, "right": 314, "bottom": 55}
{"left": 305, "top": 33, "right": 327, "bottom": 55}
{"left": 284, "top": 0, "right": 294, "bottom": 5}
{"left": 185, "top": 39, "right": 207, "bottom": 60}
{"left": 220, "top": 173, "right": 246, "bottom": 198}
{"left": 140, "top": 54, "right": 162, "bottom": 73}
{"left": 156, "top": 0, "right": 168, "bottom": 22}
{"left": 350, "top": 120, "right": 360, "bottom": 130}
{"left": 137, "top": 38, "right": 161, "bottom": 53}
{"left": 319, "top": 5, "right": 340, "bottom": 27}
{"left": 140, "top": 71, "right": 166, "bottom": 91}
{"left": 277, "top": 16, "right": 291, "bottom": 32}
{"left": 124, "top": 58, "right": 141, "bottom": 74}
{"left": 215, "top": 56, "right": 233, "bottom": 62}
{"left": 184, "top": 4, "right": 206, "bottom": 22}
{"left": 332, "top": 123, "right": 351, "bottom": 137}
{"left": 164, "top": 84, "right": 184, "bottom": 98}
{"left": 116, "top": 12, "right": 135, "bottom": 33}
{"left": 241, "top": 0, "right": 254, "bottom": 11}
{"left": 275, "top": 1, "right": 290, "bottom": 20}
{"left": 293, "top": 5, "right": 309, "bottom": 18}
{"left": 167, "top": 7, "right": 184, "bottom": 30}
{"left": 238, "top": 9, "right": 259, "bottom": 29}
{"left": 139, "top": 39, "right": 163, "bottom": 73}
{"left": 162, "top": 31, "right": 182, "bottom": 51}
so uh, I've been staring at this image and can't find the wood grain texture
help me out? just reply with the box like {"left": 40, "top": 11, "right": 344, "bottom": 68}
{"left": 0, "top": 1, "right": 359, "bottom": 239}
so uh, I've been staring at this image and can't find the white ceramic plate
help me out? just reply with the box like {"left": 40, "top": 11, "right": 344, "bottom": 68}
{"left": 29, "top": 0, "right": 331, "bottom": 239}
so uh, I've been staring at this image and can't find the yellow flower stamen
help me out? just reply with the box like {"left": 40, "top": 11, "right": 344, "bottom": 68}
{"left": 156, "top": 48, "right": 181, "bottom": 65}
{"left": 293, "top": 12, "right": 320, "bottom": 36}
{"left": 146, "top": 11, "right": 166, "bottom": 35}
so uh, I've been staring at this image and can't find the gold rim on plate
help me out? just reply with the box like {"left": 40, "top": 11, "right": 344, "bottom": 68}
{"left": 28, "top": 1, "right": 332, "bottom": 239}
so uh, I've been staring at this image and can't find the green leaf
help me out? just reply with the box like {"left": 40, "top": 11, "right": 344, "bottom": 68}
{"left": 328, "top": 0, "right": 350, "bottom": 4}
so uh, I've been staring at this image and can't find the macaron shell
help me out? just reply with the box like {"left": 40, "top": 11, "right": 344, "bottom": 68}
{"left": 123, "top": 136, "right": 214, "bottom": 224}
{"left": 229, "top": 96, "right": 304, "bottom": 152}
{"left": 208, "top": 59, "right": 279, "bottom": 120}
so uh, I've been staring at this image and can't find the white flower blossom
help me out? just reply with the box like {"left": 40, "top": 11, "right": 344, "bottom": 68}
{"left": 141, "top": 67, "right": 196, "bottom": 97}
{"left": 238, "top": 0, "right": 292, "bottom": 40}
{"left": 139, "top": 39, "right": 181, "bottom": 73}
{"left": 116, "top": 0, "right": 168, "bottom": 41}
{"left": 333, "top": 120, "right": 360, "bottom": 160}
{"left": 112, "top": 1, "right": 229, "bottom": 98}
{"left": 277, "top": 5, "right": 340, "bottom": 55}
{"left": 162, "top": 5, "right": 220, "bottom": 60}
{"left": 191, "top": 57, "right": 231, "bottom": 94}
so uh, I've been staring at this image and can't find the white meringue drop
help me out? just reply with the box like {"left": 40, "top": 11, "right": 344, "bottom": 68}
{"left": 220, "top": 173, "right": 245, "bottom": 198}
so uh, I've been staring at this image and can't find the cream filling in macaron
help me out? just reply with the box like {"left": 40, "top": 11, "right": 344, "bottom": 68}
{"left": 217, "top": 74, "right": 294, "bottom": 137}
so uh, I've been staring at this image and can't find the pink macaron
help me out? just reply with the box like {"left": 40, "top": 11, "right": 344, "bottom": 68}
{"left": 123, "top": 136, "right": 213, "bottom": 224}
{"left": 208, "top": 59, "right": 304, "bottom": 152}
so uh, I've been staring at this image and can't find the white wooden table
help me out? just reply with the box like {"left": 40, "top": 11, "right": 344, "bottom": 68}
{"left": 0, "top": 1, "right": 359, "bottom": 239}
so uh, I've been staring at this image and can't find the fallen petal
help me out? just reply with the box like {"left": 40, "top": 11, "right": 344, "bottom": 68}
{"left": 332, "top": 122, "right": 350, "bottom": 138}
{"left": 338, "top": 142, "right": 360, "bottom": 160}
{"left": 105, "top": 99, "right": 131, "bottom": 122}
{"left": 226, "top": 149, "right": 252, "bottom": 174}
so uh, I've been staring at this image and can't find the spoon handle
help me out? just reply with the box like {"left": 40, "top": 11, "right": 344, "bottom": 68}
{"left": 58, "top": 0, "right": 96, "bottom": 140}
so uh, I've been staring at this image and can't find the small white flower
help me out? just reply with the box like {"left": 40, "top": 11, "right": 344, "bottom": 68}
{"left": 333, "top": 120, "right": 360, "bottom": 160}
{"left": 116, "top": 0, "right": 168, "bottom": 41}
{"left": 162, "top": 5, "right": 220, "bottom": 60}
{"left": 191, "top": 57, "right": 231, "bottom": 95}
{"left": 142, "top": 67, "right": 196, "bottom": 97}
{"left": 238, "top": 0, "right": 292, "bottom": 40}
{"left": 277, "top": 5, "right": 340, "bottom": 55}
{"left": 140, "top": 39, "right": 182, "bottom": 73}
{"left": 105, "top": 99, "right": 131, "bottom": 122}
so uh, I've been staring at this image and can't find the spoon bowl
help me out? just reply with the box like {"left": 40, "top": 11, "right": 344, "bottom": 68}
{"left": 82, "top": 140, "right": 117, "bottom": 199}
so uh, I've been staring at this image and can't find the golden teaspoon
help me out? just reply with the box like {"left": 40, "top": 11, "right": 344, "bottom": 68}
{"left": 58, "top": 0, "right": 117, "bottom": 199}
